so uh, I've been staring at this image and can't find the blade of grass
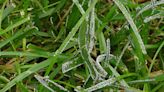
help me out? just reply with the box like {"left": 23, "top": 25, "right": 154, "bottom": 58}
{"left": 0, "top": 0, "right": 8, "bottom": 29}
{"left": 49, "top": 64, "right": 62, "bottom": 79}
{"left": 1, "top": 4, "right": 15, "bottom": 22}
{"left": 0, "top": 51, "right": 51, "bottom": 58}
{"left": 0, "top": 16, "right": 30, "bottom": 36}
{"left": 95, "top": 54, "right": 108, "bottom": 77}
{"left": 35, "top": 75, "right": 69, "bottom": 92}
{"left": 115, "top": 41, "right": 130, "bottom": 70}
{"left": 137, "top": 0, "right": 164, "bottom": 17}
{"left": 84, "top": 78, "right": 116, "bottom": 92}
{"left": 96, "top": 5, "right": 116, "bottom": 54}
{"left": 34, "top": 75, "right": 55, "bottom": 92}
{"left": 113, "top": 0, "right": 148, "bottom": 77}
{"left": 38, "top": 0, "right": 66, "bottom": 19}
{"left": 144, "top": 13, "right": 163, "bottom": 23}
{"left": 72, "top": 0, "right": 85, "bottom": 14}
{"left": 88, "top": 0, "right": 95, "bottom": 53}
{"left": 0, "top": 76, "right": 9, "bottom": 83}
{"left": 149, "top": 41, "right": 164, "bottom": 73}
{"left": 32, "top": 0, "right": 46, "bottom": 13}
{"left": 78, "top": 20, "right": 97, "bottom": 79}
{"left": 27, "top": 44, "right": 52, "bottom": 57}
{"left": 62, "top": 57, "right": 84, "bottom": 73}
{"left": 113, "top": 0, "right": 147, "bottom": 55}
{"left": 106, "top": 64, "right": 129, "bottom": 87}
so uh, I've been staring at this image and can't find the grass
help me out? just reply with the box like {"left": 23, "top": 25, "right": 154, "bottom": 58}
{"left": 0, "top": 0, "right": 164, "bottom": 92}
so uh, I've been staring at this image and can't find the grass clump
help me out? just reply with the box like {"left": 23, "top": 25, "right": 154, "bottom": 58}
{"left": 0, "top": 0, "right": 164, "bottom": 92}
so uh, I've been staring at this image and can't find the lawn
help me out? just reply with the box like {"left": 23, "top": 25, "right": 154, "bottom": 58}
{"left": 0, "top": 0, "right": 164, "bottom": 92}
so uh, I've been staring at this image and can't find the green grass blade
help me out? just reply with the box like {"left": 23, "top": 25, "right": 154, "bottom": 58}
{"left": 107, "top": 64, "right": 129, "bottom": 87}
{"left": 113, "top": 0, "right": 147, "bottom": 55}
{"left": 0, "top": 51, "right": 51, "bottom": 58}
{"left": 78, "top": 21, "right": 97, "bottom": 79}
{"left": 113, "top": 0, "right": 148, "bottom": 77}
{"left": 0, "top": 16, "right": 30, "bottom": 36}
{"left": 0, "top": 0, "right": 8, "bottom": 29}
{"left": 0, "top": 76, "right": 9, "bottom": 83}
{"left": 2, "top": 4, "right": 15, "bottom": 21}
{"left": 149, "top": 41, "right": 164, "bottom": 73}
{"left": 32, "top": 0, "right": 46, "bottom": 13}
